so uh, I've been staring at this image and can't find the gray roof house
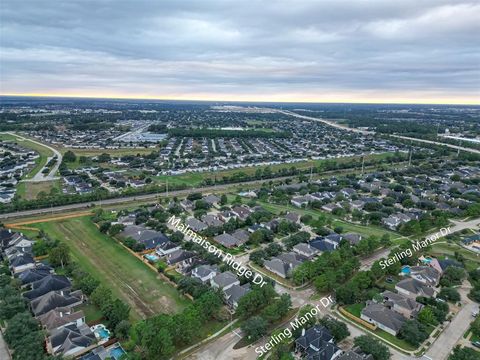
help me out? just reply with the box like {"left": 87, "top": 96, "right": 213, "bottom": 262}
{"left": 224, "top": 283, "right": 251, "bottom": 309}
{"left": 361, "top": 301, "right": 407, "bottom": 336}
{"left": 37, "top": 306, "right": 86, "bottom": 333}
{"left": 47, "top": 323, "right": 96, "bottom": 357}
{"left": 295, "top": 325, "right": 341, "bottom": 360}
{"left": 264, "top": 252, "right": 305, "bottom": 278}
{"left": 214, "top": 233, "right": 241, "bottom": 248}
{"left": 395, "top": 278, "right": 436, "bottom": 298}
{"left": 31, "top": 290, "right": 84, "bottom": 317}
{"left": 24, "top": 275, "right": 72, "bottom": 300}
{"left": 185, "top": 218, "right": 208, "bottom": 232}
{"left": 210, "top": 271, "right": 240, "bottom": 291}
{"left": 192, "top": 265, "right": 219, "bottom": 283}
{"left": 382, "top": 290, "right": 424, "bottom": 318}
{"left": 292, "top": 243, "right": 320, "bottom": 259}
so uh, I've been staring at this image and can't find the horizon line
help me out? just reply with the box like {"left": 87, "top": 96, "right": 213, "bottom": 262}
{"left": 1, "top": 93, "right": 479, "bottom": 106}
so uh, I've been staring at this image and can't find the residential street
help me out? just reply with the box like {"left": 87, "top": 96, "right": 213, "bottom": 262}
{"left": 424, "top": 281, "right": 477, "bottom": 360}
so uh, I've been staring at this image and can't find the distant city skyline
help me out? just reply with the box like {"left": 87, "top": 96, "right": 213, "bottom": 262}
{"left": 1, "top": 0, "right": 479, "bottom": 105}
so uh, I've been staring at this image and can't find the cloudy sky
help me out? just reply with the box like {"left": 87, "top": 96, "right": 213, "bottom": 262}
{"left": 1, "top": 0, "right": 479, "bottom": 104}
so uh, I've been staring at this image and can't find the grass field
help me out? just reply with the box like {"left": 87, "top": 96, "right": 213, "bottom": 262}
{"left": 16, "top": 180, "right": 60, "bottom": 200}
{"left": 345, "top": 303, "right": 365, "bottom": 318}
{"left": 430, "top": 242, "right": 480, "bottom": 271}
{"left": 29, "top": 216, "right": 190, "bottom": 320}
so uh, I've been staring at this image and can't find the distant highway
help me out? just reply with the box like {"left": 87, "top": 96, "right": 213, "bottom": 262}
{"left": 0, "top": 159, "right": 407, "bottom": 221}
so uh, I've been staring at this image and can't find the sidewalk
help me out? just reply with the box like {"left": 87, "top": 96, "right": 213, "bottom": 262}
{"left": 0, "top": 331, "right": 11, "bottom": 360}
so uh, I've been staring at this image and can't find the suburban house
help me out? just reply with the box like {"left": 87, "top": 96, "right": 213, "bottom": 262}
{"left": 9, "top": 253, "right": 36, "bottom": 274}
{"left": 38, "top": 307, "right": 86, "bottom": 333}
{"left": 361, "top": 301, "right": 407, "bottom": 336}
{"left": 408, "top": 266, "right": 441, "bottom": 286}
{"left": 201, "top": 214, "right": 224, "bottom": 227}
{"left": 210, "top": 271, "right": 240, "bottom": 291}
{"left": 24, "top": 275, "right": 72, "bottom": 300}
{"left": 192, "top": 265, "right": 219, "bottom": 283}
{"left": 47, "top": 323, "right": 96, "bottom": 357}
{"left": 231, "top": 205, "right": 252, "bottom": 221}
{"left": 17, "top": 267, "right": 53, "bottom": 286}
{"left": 292, "top": 243, "right": 320, "bottom": 259}
{"left": 165, "top": 249, "right": 195, "bottom": 266}
{"left": 337, "top": 347, "right": 374, "bottom": 360}
{"left": 381, "top": 290, "right": 424, "bottom": 318}
{"left": 264, "top": 252, "right": 305, "bottom": 278}
{"left": 31, "top": 290, "right": 84, "bottom": 317}
{"left": 119, "top": 225, "right": 169, "bottom": 249}
{"left": 395, "top": 278, "right": 436, "bottom": 298}
{"left": 155, "top": 241, "right": 181, "bottom": 256}
{"left": 214, "top": 233, "right": 242, "bottom": 248}
{"left": 295, "top": 325, "right": 342, "bottom": 360}
{"left": 185, "top": 218, "right": 208, "bottom": 232}
{"left": 309, "top": 237, "right": 338, "bottom": 252}
{"left": 231, "top": 229, "right": 249, "bottom": 245}
{"left": 223, "top": 283, "right": 251, "bottom": 309}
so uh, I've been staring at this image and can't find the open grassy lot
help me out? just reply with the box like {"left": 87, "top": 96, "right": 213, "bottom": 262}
{"left": 430, "top": 242, "right": 480, "bottom": 271}
{"left": 29, "top": 216, "right": 190, "bottom": 320}
{"left": 16, "top": 179, "right": 60, "bottom": 200}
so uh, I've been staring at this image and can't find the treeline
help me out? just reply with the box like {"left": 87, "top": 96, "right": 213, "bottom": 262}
{"left": 168, "top": 128, "right": 290, "bottom": 138}
{"left": 132, "top": 289, "right": 224, "bottom": 359}
{"left": 0, "top": 263, "right": 56, "bottom": 360}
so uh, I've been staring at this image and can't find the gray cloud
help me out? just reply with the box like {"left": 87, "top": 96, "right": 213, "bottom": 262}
{"left": 1, "top": 0, "right": 479, "bottom": 103}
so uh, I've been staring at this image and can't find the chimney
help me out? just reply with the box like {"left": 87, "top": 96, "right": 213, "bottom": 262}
{"left": 301, "top": 328, "right": 305, "bottom": 336}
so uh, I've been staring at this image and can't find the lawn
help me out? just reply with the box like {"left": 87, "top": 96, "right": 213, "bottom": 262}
{"left": 30, "top": 216, "right": 190, "bottom": 320}
{"left": 78, "top": 303, "right": 104, "bottom": 323}
{"left": 16, "top": 180, "right": 60, "bottom": 200}
{"left": 58, "top": 146, "right": 158, "bottom": 157}
{"left": 430, "top": 242, "right": 480, "bottom": 271}
{"left": 345, "top": 303, "right": 365, "bottom": 318}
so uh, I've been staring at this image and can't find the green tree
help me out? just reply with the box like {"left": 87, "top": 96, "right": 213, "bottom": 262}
{"left": 63, "top": 150, "right": 77, "bottom": 162}
{"left": 49, "top": 243, "right": 71, "bottom": 268}
{"left": 448, "top": 346, "right": 479, "bottom": 360}
{"left": 242, "top": 316, "right": 267, "bottom": 341}
{"left": 354, "top": 335, "right": 391, "bottom": 360}
{"left": 399, "top": 320, "right": 428, "bottom": 346}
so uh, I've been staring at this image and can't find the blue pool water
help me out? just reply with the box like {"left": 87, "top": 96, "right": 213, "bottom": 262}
{"left": 421, "top": 257, "right": 432, "bottom": 264}
{"left": 401, "top": 265, "right": 411, "bottom": 274}
{"left": 97, "top": 328, "right": 110, "bottom": 340}
{"left": 110, "top": 346, "right": 126, "bottom": 360}
{"left": 145, "top": 254, "right": 159, "bottom": 261}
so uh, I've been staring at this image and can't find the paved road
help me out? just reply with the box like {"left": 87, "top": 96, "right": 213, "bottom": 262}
{"left": 0, "top": 331, "right": 10, "bottom": 360}
{"left": 277, "top": 110, "right": 373, "bottom": 135}
{"left": 424, "top": 282, "right": 476, "bottom": 360}
{"left": 4, "top": 132, "right": 62, "bottom": 181}
{"left": 391, "top": 135, "right": 480, "bottom": 155}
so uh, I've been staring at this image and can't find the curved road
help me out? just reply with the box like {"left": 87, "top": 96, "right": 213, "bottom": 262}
{"left": 4, "top": 132, "right": 62, "bottom": 181}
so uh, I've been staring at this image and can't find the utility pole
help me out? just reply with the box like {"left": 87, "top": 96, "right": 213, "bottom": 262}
{"left": 408, "top": 146, "right": 413, "bottom": 167}
{"left": 166, "top": 179, "right": 169, "bottom": 197}
{"left": 361, "top": 156, "right": 365, "bottom": 175}
{"left": 309, "top": 165, "right": 313, "bottom": 182}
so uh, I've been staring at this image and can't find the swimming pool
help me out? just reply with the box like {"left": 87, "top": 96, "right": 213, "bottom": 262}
{"left": 401, "top": 265, "right": 411, "bottom": 274}
{"left": 91, "top": 324, "right": 111, "bottom": 342}
{"left": 145, "top": 254, "right": 159, "bottom": 262}
{"left": 109, "top": 345, "right": 127, "bottom": 360}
